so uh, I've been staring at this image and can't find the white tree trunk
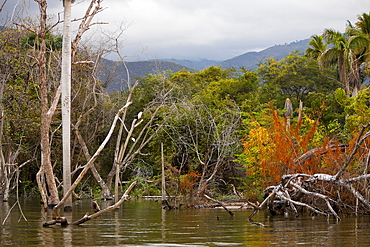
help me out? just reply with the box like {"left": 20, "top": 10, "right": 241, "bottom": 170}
{"left": 61, "top": 0, "right": 73, "bottom": 210}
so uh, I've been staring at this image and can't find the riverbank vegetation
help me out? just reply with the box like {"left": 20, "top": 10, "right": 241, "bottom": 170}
{"left": 1, "top": 2, "right": 370, "bottom": 220}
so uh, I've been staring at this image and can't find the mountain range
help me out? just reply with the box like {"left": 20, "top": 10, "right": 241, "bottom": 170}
{"left": 102, "top": 38, "right": 310, "bottom": 92}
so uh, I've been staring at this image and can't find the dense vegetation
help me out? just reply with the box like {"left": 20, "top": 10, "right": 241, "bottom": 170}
{"left": 1, "top": 11, "right": 370, "bottom": 215}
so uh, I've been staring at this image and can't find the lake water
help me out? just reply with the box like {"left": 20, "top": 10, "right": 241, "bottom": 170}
{"left": 1, "top": 197, "right": 370, "bottom": 246}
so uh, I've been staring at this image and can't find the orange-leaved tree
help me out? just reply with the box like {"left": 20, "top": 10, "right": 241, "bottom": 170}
{"left": 241, "top": 106, "right": 345, "bottom": 190}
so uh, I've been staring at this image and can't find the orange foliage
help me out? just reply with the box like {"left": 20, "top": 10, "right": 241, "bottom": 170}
{"left": 242, "top": 108, "right": 346, "bottom": 187}
{"left": 180, "top": 171, "right": 200, "bottom": 195}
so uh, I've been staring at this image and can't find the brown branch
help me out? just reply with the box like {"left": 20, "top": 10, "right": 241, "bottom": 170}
{"left": 335, "top": 124, "right": 370, "bottom": 179}
{"left": 12, "top": 22, "right": 36, "bottom": 34}
{"left": 204, "top": 194, "right": 234, "bottom": 216}
{"left": 293, "top": 144, "right": 348, "bottom": 165}
{"left": 0, "top": 0, "right": 8, "bottom": 13}
{"left": 70, "top": 181, "right": 137, "bottom": 225}
{"left": 42, "top": 217, "right": 68, "bottom": 227}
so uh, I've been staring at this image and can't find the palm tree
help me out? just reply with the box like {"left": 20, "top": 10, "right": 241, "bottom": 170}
{"left": 319, "top": 30, "right": 350, "bottom": 96}
{"left": 354, "top": 12, "right": 370, "bottom": 35}
{"left": 351, "top": 12, "right": 370, "bottom": 80}
{"left": 319, "top": 29, "right": 369, "bottom": 97}
{"left": 306, "top": 35, "right": 326, "bottom": 59}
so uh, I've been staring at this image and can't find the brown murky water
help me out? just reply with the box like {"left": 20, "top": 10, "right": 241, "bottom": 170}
{"left": 1, "top": 197, "right": 370, "bottom": 246}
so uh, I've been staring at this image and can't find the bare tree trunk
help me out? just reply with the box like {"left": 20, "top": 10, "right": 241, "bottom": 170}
{"left": 73, "top": 122, "right": 112, "bottom": 199}
{"left": 350, "top": 58, "right": 361, "bottom": 98}
{"left": 37, "top": 0, "right": 60, "bottom": 207}
{"left": 52, "top": 102, "right": 131, "bottom": 218}
{"left": 61, "top": 0, "right": 73, "bottom": 211}
{"left": 161, "top": 143, "right": 166, "bottom": 202}
{"left": 338, "top": 56, "right": 350, "bottom": 97}
{"left": 284, "top": 98, "right": 293, "bottom": 129}
{"left": 114, "top": 119, "right": 136, "bottom": 204}
{"left": 0, "top": 78, "right": 8, "bottom": 201}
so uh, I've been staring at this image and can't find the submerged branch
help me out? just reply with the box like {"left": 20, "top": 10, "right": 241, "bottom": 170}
{"left": 204, "top": 194, "right": 234, "bottom": 216}
{"left": 43, "top": 181, "right": 137, "bottom": 227}
{"left": 70, "top": 181, "right": 137, "bottom": 225}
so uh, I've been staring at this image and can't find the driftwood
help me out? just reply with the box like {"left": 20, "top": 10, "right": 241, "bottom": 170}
{"left": 43, "top": 181, "right": 136, "bottom": 227}
{"left": 248, "top": 172, "right": 370, "bottom": 221}
{"left": 249, "top": 124, "right": 370, "bottom": 221}
{"left": 204, "top": 194, "right": 234, "bottom": 216}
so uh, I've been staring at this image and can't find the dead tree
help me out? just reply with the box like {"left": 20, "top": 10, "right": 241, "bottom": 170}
{"left": 248, "top": 124, "right": 370, "bottom": 221}
{"left": 51, "top": 101, "right": 132, "bottom": 219}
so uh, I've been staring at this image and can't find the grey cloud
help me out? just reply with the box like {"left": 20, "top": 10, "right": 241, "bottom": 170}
{"left": 1, "top": 0, "right": 368, "bottom": 61}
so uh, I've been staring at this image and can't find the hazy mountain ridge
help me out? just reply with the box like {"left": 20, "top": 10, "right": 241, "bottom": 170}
{"left": 156, "top": 58, "right": 221, "bottom": 71}
{"left": 221, "top": 39, "right": 310, "bottom": 69}
{"left": 155, "top": 39, "right": 310, "bottom": 71}
{"left": 99, "top": 60, "right": 192, "bottom": 92}
{"left": 103, "top": 39, "right": 310, "bottom": 91}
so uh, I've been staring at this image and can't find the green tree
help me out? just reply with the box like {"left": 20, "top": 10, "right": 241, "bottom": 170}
{"left": 0, "top": 28, "right": 41, "bottom": 200}
{"left": 319, "top": 28, "right": 369, "bottom": 97}
{"left": 258, "top": 52, "right": 339, "bottom": 107}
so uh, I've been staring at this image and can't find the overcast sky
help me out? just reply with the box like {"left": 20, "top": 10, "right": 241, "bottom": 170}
{"left": 2, "top": 0, "right": 369, "bottom": 61}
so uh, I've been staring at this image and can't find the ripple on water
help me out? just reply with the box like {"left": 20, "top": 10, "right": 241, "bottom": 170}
{"left": 1, "top": 199, "right": 370, "bottom": 246}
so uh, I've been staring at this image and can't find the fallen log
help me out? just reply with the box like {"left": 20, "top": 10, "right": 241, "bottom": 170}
{"left": 43, "top": 217, "right": 68, "bottom": 227}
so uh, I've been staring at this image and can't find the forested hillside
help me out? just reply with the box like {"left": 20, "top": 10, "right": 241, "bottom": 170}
{"left": 103, "top": 39, "right": 310, "bottom": 91}
{"left": 221, "top": 39, "right": 310, "bottom": 69}
{"left": 1, "top": 5, "right": 370, "bottom": 218}
{"left": 99, "top": 59, "right": 192, "bottom": 92}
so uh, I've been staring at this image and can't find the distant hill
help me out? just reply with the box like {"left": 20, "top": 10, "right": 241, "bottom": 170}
{"left": 221, "top": 39, "right": 310, "bottom": 70}
{"left": 99, "top": 59, "right": 191, "bottom": 92}
{"left": 157, "top": 58, "right": 221, "bottom": 71}
{"left": 101, "top": 39, "right": 311, "bottom": 91}
{"left": 157, "top": 39, "right": 310, "bottom": 71}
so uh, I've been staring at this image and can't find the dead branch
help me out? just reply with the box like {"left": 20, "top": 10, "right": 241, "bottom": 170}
{"left": 252, "top": 124, "right": 370, "bottom": 220}
{"left": 0, "top": 0, "right": 9, "bottom": 13}
{"left": 293, "top": 144, "right": 348, "bottom": 165}
{"left": 248, "top": 180, "right": 339, "bottom": 220}
{"left": 52, "top": 101, "right": 132, "bottom": 218}
{"left": 2, "top": 166, "right": 30, "bottom": 227}
{"left": 12, "top": 22, "right": 37, "bottom": 34}
{"left": 275, "top": 191, "right": 329, "bottom": 217}
{"left": 43, "top": 181, "right": 136, "bottom": 227}
{"left": 71, "top": 0, "right": 104, "bottom": 61}
{"left": 204, "top": 194, "right": 234, "bottom": 216}
{"left": 70, "top": 181, "right": 137, "bottom": 225}
{"left": 289, "top": 181, "right": 339, "bottom": 220}
{"left": 42, "top": 217, "right": 68, "bottom": 227}
{"left": 335, "top": 124, "right": 370, "bottom": 179}
{"left": 248, "top": 185, "right": 279, "bottom": 220}
{"left": 335, "top": 180, "right": 370, "bottom": 210}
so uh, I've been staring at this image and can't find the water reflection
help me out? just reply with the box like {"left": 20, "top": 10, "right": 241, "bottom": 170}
{"left": 162, "top": 208, "right": 166, "bottom": 241}
{"left": 1, "top": 198, "right": 370, "bottom": 246}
